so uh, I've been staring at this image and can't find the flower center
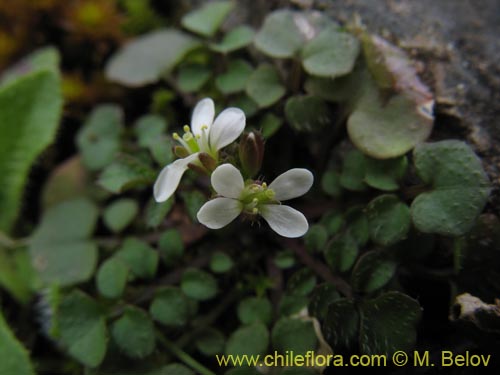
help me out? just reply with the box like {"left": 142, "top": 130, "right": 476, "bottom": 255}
{"left": 240, "top": 182, "right": 277, "bottom": 215}
{"left": 172, "top": 125, "right": 216, "bottom": 158}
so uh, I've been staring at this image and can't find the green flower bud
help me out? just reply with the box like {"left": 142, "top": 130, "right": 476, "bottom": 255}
{"left": 239, "top": 131, "right": 264, "bottom": 178}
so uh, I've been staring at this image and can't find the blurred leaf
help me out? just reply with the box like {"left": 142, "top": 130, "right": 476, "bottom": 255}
{"left": 116, "top": 238, "right": 158, "bottom": 279}
{"left": 279, "top": 294, "right": 309, "bottom": 317}
{"left": 121, "top": 0, "right": 165, "bottom": 34}
{"left": 359, "top": 292, "right": 421, "bottom": 355}
{"left": 272, "top": 317, "right": 317, "bottom": 355}
{"left": 285, "top": 95, "right": 332, "bottom": 132}
{"left": 254, "top": 10, "right": 336, "bottom": 58}
{"left": 76, "top": 104, "right": 124, "bottom": 171}
{"left": 0, "top": 69, "right": 62, "bottom": 232}
{"left": 351, "top": 251, "right": 396, "bottom": 294}
{"left": 225, "top": 323, "right": 269, "bottom": 357}
{"left": 215, "top": 59, "right": 253, "bottom": 94}
{"left": 246, "top": 64, "right": 285, "bottom": 108}
{"left": 177, "top": 64, "right": 211, "bottom": 92}
{"left": 149, "top": 364, "right": 195, "bottom": 375}
{"left": 112, "top": 306, "right": 155, "bottom": 359}
{"left": 320, "top": 211, "right": 344, "bottom": 236}
{"left": 274, "top": 249, "right": 295, "bottom": 269}
{"left": 181, "top": 1, "right": 234, "bottom": 37}
{"left": 321, "top": 170, "right": 342, "bottom": 197}
{"left": 287, "top": 269, "right": 317, "bottom": 296}
{"left": 96, "top": 257, "right": 128, "bottom": 299}
{"left": 237, "top": 297, "right": 272, "bottom": 325}
{"left": 304, "top": 68, "right": 364, "bottom": 103}
{"left": 106, "top": 29, "right": 200, "bottom": 86}
{"left": 195, "top": 328, "right": 225, "bottom": 356}
{"left": 181, "top": 190, "right": 206, "bottom": 222}
{"left": 210, "top": 251, "right": 234, "bottom": 273}
{"left": 345, "top": 206, "right": 369, "bottom": 246}
{"left": 367, "top": 194, "right": 410, "bottom": 246}
{"left": 145, "top": 197, "right": 174, "bottom": 229}
{"left": 340, "top": 149, "right": 368, "bottom": 191}
{"left": 29, "top": 199, "right": 98, "bottom": 286}
{"left": 98, "top": 154, "right": 156, "bottom": 193}
{"left": 148, "top": 137, "right": 175, "bottom": 165}
{"left": 0, "top": 247, "right": 35, "bottom": 304}
{"left": 181, "top": 268, "right": 217, "bottom": 301}
{"left": 260, "top": 113, "right": 283, "bottom": 139}
{"left": 42, "top": 156, "right": 88, "bottom": 209}
{"left": 304, "top": 224, "right": 328, "bottom": 252}
{"left": 324, "top": 233, "right": 358, "bottom": 272}
{"left": 150, "top": 287, "right": 191, "bottom": 327}
{"left": 134, "top": 114, "right": 167, "bottom": 148}
{"left": 309, "top": 283, "right": 340, "bottom": 320}
{"left": 365, "top": 156, "right": 407, "bottom": 191}
{"left": 103, "top": 199, "right": 139, "bottom": 233}
{"left": 347, "top": 79, "right": 433, "bottom": 159}
{"left": 58, "top": 290, "right": 107, "bottom": 367}
{"left": 158, "top": 228, "right": 184, "bottom": 266}
{"left": 411, "top": 140, "right": 491, "bottom": 236}
{"left": 302, "top": 29, "right": 360, "bottom": 77}
{"left": 0, "top": 311, "right": 36, "bottom": 375}
{"left": 323, "top": 298, "right": 359, "bottom": 351}
{"left": 211, "top": 25, "right": 255, "bottom": 53}
{"left": 229, "top": 95, "right": 259, "bottom": 117}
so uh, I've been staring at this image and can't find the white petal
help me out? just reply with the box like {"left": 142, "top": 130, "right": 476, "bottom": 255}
{"left": 197, "top": 198, "right": 242, "bottom": 229}
{"left": 209, "top": 107, "right": 245, "bottom": 151}
{"left": 191, "top": 98, "right": 215, "bottom": 136}
{"left": 153, "top": 153, "right": 199, "bottom": 202}
{"left": 211, "top": 164, "right": 244, "bottom": 199}
{"left": 269, "top": 168, "right": 314, "bottom": 201}
{"left": 260, "top": 204, "right": 309, "bottom": 238}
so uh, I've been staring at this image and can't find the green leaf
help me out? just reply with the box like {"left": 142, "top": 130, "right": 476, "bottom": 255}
{"left": 320, "top": 211, "right": 344, "bottom": 235}
{"left": 148, "top": 137, "right": 175, "bottom": 165}
{"left": 321, "top": 170, "right": 342, "bottom": 197}
{"left": 246, "top": 64, "right": 285, "bottom": 108}
{"left": 112, "top": 306, "right": 155, "bottom": 359}
{"left": 58, "top": 290, "right": 107, "bottom": 367}
{"left": 351, "top": 251, "right": 396, "bottom": 294}
{"left": 134, "top": 114, "right": 167, "bottom": 148}
{"left": 364, "top": 156, "right": 407, "bottom": 191}
{"left": 360, "top": 292, "right": 421, "bottom": 355}
{"left": 304, "top": 224, "right": 328, "bottom": 252}
{"left": 279, "top": 294, "right": 309, "bottom": 317}
{"left": 229, "top": 95, "right": 259, "bottom": 117}
{"left": 0, "top": 311, "right": 36, "bottom": 375}
{"left": 274, "top": 249, "right": 295, "bottom": 269}
{"left": 340, "top": 149, "right": 368, "bottom": 191}
{"left": 96, "top": 257, "right": 128, "bottom": 299}
{"left": 211, "top": 26, "right": 255, "bottom": 53}
{"left": 116, "top": 238, "right": 158, "bottom": 279}
{"left": 215, "top": 59, "right": 253, "bottom": 94}
{"left": 411, "top": 140, "right": 491, "bottom": 236}
{"left": 177, "top": 64, "right": 211, "bottom": 92}
{"left": 106, "top": 29, "right": 200, "bottom": 86}
{"left": 284, "top": 95, "right": 332, "bottom": 132}
{"left": 345, "top": 206, "right": 369, "bottom": 246}
{"left": 323, "top": 298, "right": 359, "bottom": 351}
{"left": 158, "top": 228, "right": 184, "bottom": 266}
{"left": 0, "top": 247, "right": 35, "bottom": 304}
{"left": 260, "top": 113, "right": 283, "bottom": 138}
{"left": 145, "top": 197, "right": 174, "bottom": 229}
{"left": 302, "top": 29, "right": 360, "bottom": 77}
{"left": 324, "top": 233, "right": 358, "bottom": 272}
{"left": 254, "top": 10, "right": 336, "bottom": 58}
{"left": 210, "top": 251, "right": 234, "bottom": 273}
{"left": 272, "top": 317, "right": 317, "bottom": 355}
{"left": 287, "top": 269, "right": 316, "bottom": 296}
{"left": 76, "top": 104, "right": 123, "bottom": 171}
{"left": 29, "top": 198, "right": 98, "bottom": 286}
{"left": 181, "top": 268, "right": 217, "bottom": 301}
{"left": 309, "top": 283, "right": 340, "bottom": 320}
{"left": 0, "top": 69, "right": 62, "bottom": 232}
{"left": 237, "top": 297, "right": 272, "bottom": 325}
{"left": 181, "top": 190, "right": 206, "bottom": 222}
{"left": 347, "top": 79, "right": 433, "bottom": 159}
{"left": 103, "top": 198, "right": 139, "bottom": 233}
{"left": 366, "top": 194, "right": 410, "bottom": 245}
{"left": 225, "top": 323, "right": 269, "bottom": 357}
{"left": 150, "top": 287, "right": 190, "bottom": 327}
{"left": 304, "top": 68, "right": 364, "bottom": 103}
{"left": 181, "top": 1, "right": 234, "bottom": 37}
{"left": 195, "top": 328, "right": 225, "bottom": 356}
{"left": 98, "top": 154, "right": 156, "bottom": 193}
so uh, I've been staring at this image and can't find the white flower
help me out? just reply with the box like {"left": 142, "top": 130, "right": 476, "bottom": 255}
{"left": 196, "top": 164, "right": 314, "bottom": 238}
{"left": 153, "top": 98, "right": 245, "bottom": 202}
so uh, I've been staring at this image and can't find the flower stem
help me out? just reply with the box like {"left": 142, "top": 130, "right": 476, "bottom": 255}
{"left": 156, "top": 332, "right": 217, "bottom": 375}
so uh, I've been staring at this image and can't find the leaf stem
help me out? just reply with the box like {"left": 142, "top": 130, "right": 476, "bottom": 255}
{"left": 156, "top": 332, "right": 217, "bottom": 375}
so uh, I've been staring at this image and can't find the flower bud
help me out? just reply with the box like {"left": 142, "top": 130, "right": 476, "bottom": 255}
{"left": 239, "top": 131, "right": 264, "bottom": 178}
